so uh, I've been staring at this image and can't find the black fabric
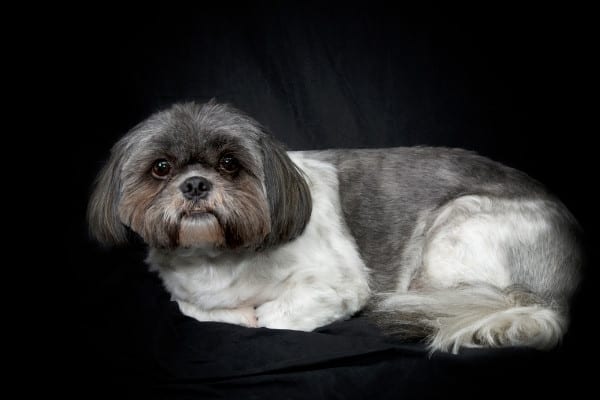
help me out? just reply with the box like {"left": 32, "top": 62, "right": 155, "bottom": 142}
{"left": 64, "top": 4, "right": 594, "bottom": 398}
{"left": 70, "top": 249, "right": 587, "bottom": 398}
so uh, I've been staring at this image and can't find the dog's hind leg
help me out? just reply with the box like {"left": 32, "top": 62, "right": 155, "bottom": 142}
{"left": 376, "top": 195, "right": 582, "bottom": 353}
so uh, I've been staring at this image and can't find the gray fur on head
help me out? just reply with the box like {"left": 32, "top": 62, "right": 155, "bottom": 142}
{"left": 87, "top": 101, "right": 312, "bottom": 251}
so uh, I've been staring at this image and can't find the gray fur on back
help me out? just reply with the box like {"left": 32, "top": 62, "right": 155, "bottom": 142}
{"left": 301, "top": 147, "right": 582, "bottom": 299}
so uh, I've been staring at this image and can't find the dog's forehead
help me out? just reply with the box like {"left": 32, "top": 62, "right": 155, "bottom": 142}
{"left": 152, "top": 126, "right": 258, "bottom": 156}
{"left": 138, "top": 104, "right": 263, "bottom": 158}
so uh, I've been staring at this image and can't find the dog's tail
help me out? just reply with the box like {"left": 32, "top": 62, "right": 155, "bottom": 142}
{"left": 370, "top": 284, "right": 568, "bottom": 354}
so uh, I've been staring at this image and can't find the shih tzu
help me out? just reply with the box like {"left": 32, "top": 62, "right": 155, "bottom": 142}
{"left": 88, "top": 101, "right": 583, "bottom": 353}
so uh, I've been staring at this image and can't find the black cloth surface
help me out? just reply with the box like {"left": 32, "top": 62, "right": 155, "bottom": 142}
{"left": 63, "top": 4, "right": 594, "bottom": 398}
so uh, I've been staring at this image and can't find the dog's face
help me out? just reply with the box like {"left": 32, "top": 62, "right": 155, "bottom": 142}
{"left": 88, "top": 102, "right": 312, "bottom": 252}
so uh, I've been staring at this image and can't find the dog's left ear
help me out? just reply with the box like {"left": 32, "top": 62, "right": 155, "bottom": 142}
{"left": 260, "top": 135, "right": 312, "bottom": 248}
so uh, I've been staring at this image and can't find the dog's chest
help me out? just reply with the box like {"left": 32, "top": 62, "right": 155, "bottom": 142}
{"left": 151, "top": 254, "right": 287, "bottom": 309}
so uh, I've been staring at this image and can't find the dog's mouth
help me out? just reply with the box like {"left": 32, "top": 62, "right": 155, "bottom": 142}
{"left": 182, "top": 204, "right": 215, "bottom": 218}
{"left": 184, "top": 209, "right": 212, "bottom": 218}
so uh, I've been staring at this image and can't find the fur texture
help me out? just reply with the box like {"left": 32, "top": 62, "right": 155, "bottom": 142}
{"left": 88, "top": 101, "right": 583, "bottom": 353}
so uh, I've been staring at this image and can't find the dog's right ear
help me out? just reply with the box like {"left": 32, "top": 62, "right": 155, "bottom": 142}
{"left": 87, "top": 138, "right": 130, "bottom": 246}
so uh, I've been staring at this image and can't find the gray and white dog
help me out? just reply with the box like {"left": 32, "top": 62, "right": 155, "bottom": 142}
{"left": 88, "top": 101, "right": 583, "bottom": 353}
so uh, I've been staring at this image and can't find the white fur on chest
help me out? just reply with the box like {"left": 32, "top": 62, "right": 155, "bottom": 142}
{"left": 147, "top": 152, "right": 371, "bottom": 330}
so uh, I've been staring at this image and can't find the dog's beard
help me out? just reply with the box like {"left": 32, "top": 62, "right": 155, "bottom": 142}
{"left": 119, "top": 179, "right": 271, "bottom": 250}
{"left": 129, "top": 200, "right": 228, "bottom": 250}
{"left": 178, "top": 211, "right": 225, "bottom": 249}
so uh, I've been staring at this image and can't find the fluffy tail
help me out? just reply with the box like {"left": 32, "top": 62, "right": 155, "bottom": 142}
{"left": 371, "top": 285, "right": 568, "bottom": 354}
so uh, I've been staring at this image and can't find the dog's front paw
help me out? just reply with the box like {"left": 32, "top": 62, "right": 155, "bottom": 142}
{"left": 255, "top": 301, "right": 316, "bottom": 331}
{"left": 233, "top": 306, "right": 259, "bottom": 328}
{"left": 254, "top": 301, "right": 283, "bottom": 329}
{"left": 177, "top": 301, "right": 258, "bottom": 328}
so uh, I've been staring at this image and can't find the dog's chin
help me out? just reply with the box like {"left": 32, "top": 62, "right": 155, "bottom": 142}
{"left": 178, "top": 212, "right": 225, "bottom": 249}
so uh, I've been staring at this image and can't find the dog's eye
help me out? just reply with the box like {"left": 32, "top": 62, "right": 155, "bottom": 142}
{"left": 219, "top": 155, "right": 240, "bottom": 173}
{"left": 151, "top": 159, "right": 172, "bottom": 179}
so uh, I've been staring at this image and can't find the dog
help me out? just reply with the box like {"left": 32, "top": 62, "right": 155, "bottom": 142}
{"left": 88, "top": 101, "right": 583, "bottom": 353}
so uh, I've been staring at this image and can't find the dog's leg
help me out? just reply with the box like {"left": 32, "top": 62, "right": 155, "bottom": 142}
{"left": 177, "top": 300, "right": 258, "bottom": 328}
{"left": 377, "top": 195, "right": 581, "bottom": 353}
{"left": 255, "top": 283, "right": 366, "bottom": 331}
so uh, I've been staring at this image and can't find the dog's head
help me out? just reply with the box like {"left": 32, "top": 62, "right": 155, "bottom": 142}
{"left": 88, "top": 101, "right": 312, "bottom": 253}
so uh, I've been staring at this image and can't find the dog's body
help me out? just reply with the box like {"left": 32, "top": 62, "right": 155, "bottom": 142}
{"left": 89, "top": 102, "right": 583, "bottom": 353}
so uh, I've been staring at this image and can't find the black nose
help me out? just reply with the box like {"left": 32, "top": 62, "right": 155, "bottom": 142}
{"left": 179, "top": 176, "right": 212, "bottom": 200}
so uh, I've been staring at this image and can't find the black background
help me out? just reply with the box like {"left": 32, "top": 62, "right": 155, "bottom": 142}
{"left": 62, "top": 3, "right": 594, "bottom": 398}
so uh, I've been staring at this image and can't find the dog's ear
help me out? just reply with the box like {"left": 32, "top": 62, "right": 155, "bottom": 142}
{"left": 260, "top": 135, "right": 312, "bottom": 248}
{"left": 87, "top": 138, "right": 130, "bottom": 246}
